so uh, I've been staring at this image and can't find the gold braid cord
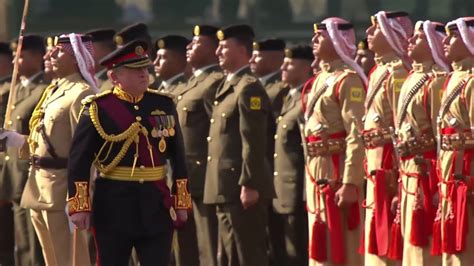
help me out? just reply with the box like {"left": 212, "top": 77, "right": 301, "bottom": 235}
{"left": 67, "top": 182, "right": 91, "bottom": 214}
{"left": 175, "top": 179, "right": 192, "bottom": 209}
{"left": 27, "top": 83, "right": 57, "bottom": 151}
{"left": 89, "top": 101, "right": 152, "bottom": 174}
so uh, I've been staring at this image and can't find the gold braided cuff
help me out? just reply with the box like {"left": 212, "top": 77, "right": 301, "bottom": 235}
{"left": 67, "top": 182, "right": 91, "bottom": 214}
{"left": 174, "top": 179, "right": 192, "bottom": 210}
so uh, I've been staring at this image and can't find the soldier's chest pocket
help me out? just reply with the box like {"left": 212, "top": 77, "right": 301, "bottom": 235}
{"left": 180, "top": 100, "right": 204, "bottom": 126}
{"left": 44, "top": 104, "right": 69, "bottom": 132}
{"left": 217, "top": 103, "right": 237, "bottom": 133}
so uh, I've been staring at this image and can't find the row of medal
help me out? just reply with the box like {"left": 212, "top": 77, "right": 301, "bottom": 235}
{"left": 150, "top": 115, "right": 176, "bottom": 152}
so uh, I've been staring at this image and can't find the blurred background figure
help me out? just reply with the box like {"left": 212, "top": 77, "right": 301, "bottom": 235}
{"left": 355, "top": 38, "right": 375, "bottom": 76}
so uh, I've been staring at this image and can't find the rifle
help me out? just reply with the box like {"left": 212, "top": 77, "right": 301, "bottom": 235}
{"left": 3, "top": 0, "right": 31, "bottom": 129}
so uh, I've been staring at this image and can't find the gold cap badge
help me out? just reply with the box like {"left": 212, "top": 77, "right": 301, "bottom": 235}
{"left": 158, "top": 39, "right": 165, "bottom": 49}
{"left": 252, "top": 42, "right": 259, "bottom": 51}
{"left": 115, "top": 35, "right": 123, "bottom": 45}
{"left": 194, "top": 25, "right": 200, "bottom": 36}
{"left": 135, "top": 45, "right": 145, "bottom": 55}
{"left": 217, "top": 30, "right": 224, "bottom": 41}
{"left": 53, "top": 36, "right": 59, "bottom": 46}
{"left": 47, "top": 37, "right": 54, "bottom": 48}
{"left": 284, "top": 48, "right": 292, "bottom": 58}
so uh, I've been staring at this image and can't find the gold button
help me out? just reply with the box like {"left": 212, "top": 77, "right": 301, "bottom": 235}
{"left": 207, "top": 156, "right": 212, "bottom": 162}
{"left": 274, "top": 134, "right": 278, "bottom": 140}
{"left": 278, "top": 116, "right": 283, "bottom": 121}
{"left": 282, "top": 124, "right": 287, "bottom": 129}
{"left": 16, "top": 116, "right": 21, "bottom": 120}
{"left": 274, "top": 153, "right": 278, "bottom": 158}
{"left": 210, "top": 118, "right": 215, "bottom": 124}
{"left": 221, "top": 113, "right": 226, "bottom": 117}
{"left": 231, "top": 167, "right": 235, "bottom": 171}
{"left": 134, "top": 105, "right": 139, "bottom": 110}
{"left": 140, "top": 165, "right": 145, "bottom": 169}
{"left": 11, "top": 105, "right": 15, "bottom": 110}
{"left": 214, "top": 101, "right": 219, "bottom": 106}
{"left": 7, "top": 121, "right": 12, "bottom": 126}
{"left": 136, "top": 116, "right": 142, "bottom": 121}
{"left": 5, "top": 156, "right": 10, "bottom": 161}
{"left": 273, "top": 171, "right": 278, "bottom": 176}
{"left": 207, "top": 136, "right": 212, "bottom": 142}
{"left": 196, "top": 161, "right": 201, "bottom": 165}
{"left": 183, "top": 107, "right": 188, "bottom": 112}
{"left": 178, "top": 95, "right": 183, "bottom": 100}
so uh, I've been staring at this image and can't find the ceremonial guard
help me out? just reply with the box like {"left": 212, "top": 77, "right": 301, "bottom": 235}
{"left": 2, "top": 35, "right": 48, "bottom": 266}
{"left": 0, "top": 33, "right": 97, "bottom": 266}
{"left": 249, "top": 38, "right": 289, "bottom": 118}
{"left": 437, "top": 17, "right": 474, "bottom": 265}
{"left": 362, "top": 11, "right": 412, "bottom": 265}
{"left": 176, "top": 24, "right": 224, "bottom": 266}
{"left": 270, "top": 45, "right": 313, "bottom": 266}
{"left": 305, "top": 18, "right": 367, "bottom": 266}
{"left": 204, "top": 24, "right": 273, "bottom": 266}
{"left": 395, "top": 20, "right": 448, "bottom": 265}
{"left": 67, "top": 40, "right": 192, "bottom": 265}
{"left": 153, "top": 35, "right": 189, "bottom": 95}
{"left": 85, "top": 28, "right": 117, "bottom": 91}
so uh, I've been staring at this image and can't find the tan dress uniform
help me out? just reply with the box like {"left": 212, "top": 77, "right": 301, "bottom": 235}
{"left": 396, "top": 62, "right": 445, "bottom": 266}
{"left": 20, "top": 73, "right": 94, "bottom": 266}
{"left": 363, "top": 53, "right": 408, "bottom": 265}
{"left": 271, "top": 86, "right": 308, "bottom": 266}
{"left": 304, "top": 60, "right": 366, "bottom": 266}
{"left": 261, "top": 71, "right": 290, "bottom": 118}
{"left": 174, "top": 65, "right": 224, "bottom": 266}
{"left": 1, "top": 72, "right": 48, "bottom": 266}
{"left": 438, "top": 58, "right": 474, "bottom": 265}
{"left": 204, "top": 66, "right": 273, "bottom": 266}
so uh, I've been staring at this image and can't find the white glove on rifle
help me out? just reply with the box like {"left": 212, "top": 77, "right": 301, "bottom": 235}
{"left": 0, "top": 129, "right": 26, "bottom": 148}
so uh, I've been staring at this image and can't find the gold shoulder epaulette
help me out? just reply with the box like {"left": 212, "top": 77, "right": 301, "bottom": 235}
{"left": 81, "top": 90, "right": 113, "bottom": 105}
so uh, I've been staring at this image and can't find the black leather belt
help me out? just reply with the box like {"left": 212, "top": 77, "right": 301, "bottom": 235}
{"left": 30, "top": 155, "right": 68, "bottom": 169}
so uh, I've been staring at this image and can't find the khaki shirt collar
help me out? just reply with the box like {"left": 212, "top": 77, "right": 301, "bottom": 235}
{"left": 320, "top": 59, "right": 347, "bottom": 73}
{"left": 374, "top": 52, "right": 399, "bottom": 66}
{"left": 452, "top": 57, "right": 474, "bottom": 72}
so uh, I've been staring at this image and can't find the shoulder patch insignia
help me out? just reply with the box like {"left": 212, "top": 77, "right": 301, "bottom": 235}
{"left": 350, "top": 87, "right": 363, "bottom": 102}
{"left": 250, "top": 96, "right": 261, "bottom": 110}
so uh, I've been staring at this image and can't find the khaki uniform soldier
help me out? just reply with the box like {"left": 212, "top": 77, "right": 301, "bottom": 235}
{"left": 177, "top": 25, "right": 224, "bottom": 266}
{"left": 305, "top": 18, "right": 367, "bottom": 266}
{"left": 1, "top": 34, "right": 98, "bottom": 266}
{"left": 0, "top": 41, "right": 14, "bottom": 266}
{"left": 2, "top": 35, "right": 49, "bottom": 266}
{"left": 396, "top": 21, "right": 448, "bottom": 265}
{"left": 437, "top": 17, "right": 474, "bottom": 266}
{"left": 362, "top": 11, "right": 412, "bottom": 265}
{"left": 153, "top": 34, "right": 198, "bottom": 266}
{"left": 204, "top": 24, "right": 273, "bottom": 266}
{"left": 249, "top": 39, "right": 289, "bottom": 118}
{"left": 85, "top": 28, "right": 117, "bottom": 92}
{"left": 154, "top": 35, "right": 190, "bottom": 96}
{"left": 270, "top": 45, "right": 313, "bottom": 266}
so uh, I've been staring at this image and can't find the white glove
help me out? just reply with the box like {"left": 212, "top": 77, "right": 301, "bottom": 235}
{"left": 0, "top": 130, "right": 26, "bottom": 148}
